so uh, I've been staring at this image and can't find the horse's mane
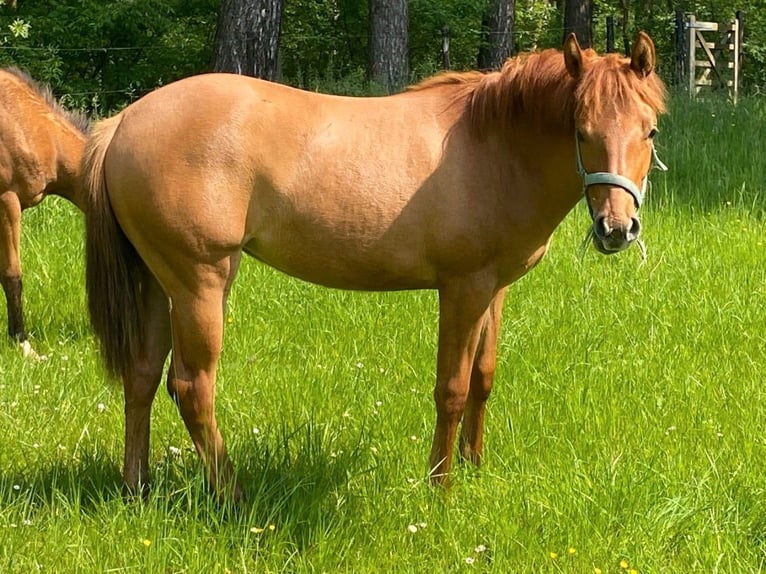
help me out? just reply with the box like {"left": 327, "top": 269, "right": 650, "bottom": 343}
{"left": 410, "top": 47, "right": 666, "bottom": 137}
{"left": 573, "top": 53, "right": 667, "bottom": 123}
{"left": 2, "top": 67, "right": 91, "bottom": 134}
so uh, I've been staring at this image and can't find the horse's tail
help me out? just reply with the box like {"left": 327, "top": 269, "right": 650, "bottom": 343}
{"left": 84, "top": 112, "right": 144, "bottom": 381}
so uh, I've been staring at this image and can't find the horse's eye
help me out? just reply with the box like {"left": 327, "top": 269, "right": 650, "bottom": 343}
{"left": 648, "top": 127, "right": 658, "bottom": 139}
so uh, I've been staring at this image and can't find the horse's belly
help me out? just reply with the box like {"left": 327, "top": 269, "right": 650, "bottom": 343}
{"left": 243, "top": 235, "right": 438, "bottom": 291}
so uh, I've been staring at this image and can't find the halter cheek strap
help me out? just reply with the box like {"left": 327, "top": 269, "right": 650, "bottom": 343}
{"left": 575, "top": 133, "right": 668, "bottom": 208}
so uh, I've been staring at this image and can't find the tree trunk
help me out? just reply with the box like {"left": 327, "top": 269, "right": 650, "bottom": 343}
{"left": 478, "top": 0, "right": 515, "bottom": 70}
{"left": 563, "top": 0, "right": 593, "bottom": 48}
{"left": 368, "top": 0, "right": 409, "bottom": 94}
{"left": 212, "top": 0, "right": 284, "bottom": 80}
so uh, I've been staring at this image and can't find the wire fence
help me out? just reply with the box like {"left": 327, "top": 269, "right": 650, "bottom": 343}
{"left": 0, "top": 19, "right": 665, "bottom": 102}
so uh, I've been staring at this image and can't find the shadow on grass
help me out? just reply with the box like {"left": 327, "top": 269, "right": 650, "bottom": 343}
{"left": 0, "top": 418, "right": 374, "bottom": 553}
{"left": 155, "top": 418, "right": 376, "bottom": 549}
{"left": 0, "top": 450, "right": 123, "bottom": 512}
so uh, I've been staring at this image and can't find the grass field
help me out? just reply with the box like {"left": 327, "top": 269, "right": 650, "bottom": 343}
{"left": 1, "top": 93, "right": 766, "bottom": 573}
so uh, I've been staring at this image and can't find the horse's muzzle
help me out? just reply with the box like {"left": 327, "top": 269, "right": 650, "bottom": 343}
{"left": 592, "top": 215, "right": 641, "bottom": 254}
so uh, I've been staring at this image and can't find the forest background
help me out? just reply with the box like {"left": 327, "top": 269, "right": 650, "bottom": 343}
{"left": 0, "top": 0, "right": 763, "bottom": 114}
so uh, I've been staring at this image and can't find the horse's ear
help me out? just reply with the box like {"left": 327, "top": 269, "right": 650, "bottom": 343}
{"left": 563, "top": 33, "right": 586, "bottom": 80}
{"left": 630, "top": 31, "right": 656, "bottom": 78}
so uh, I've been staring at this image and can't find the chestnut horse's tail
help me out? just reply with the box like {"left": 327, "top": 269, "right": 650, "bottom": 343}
{"left": 84, "top": 113, "right": 144, "bottom": 381}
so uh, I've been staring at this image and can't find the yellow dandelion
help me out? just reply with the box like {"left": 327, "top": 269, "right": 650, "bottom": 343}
{"left": 549, "top": 551, "right": 558, "bottom": 560}
{"left": 567, "top": 547, "right": 576, "bottom": 555}
{"left": 268, "top": 524, "right": 276, "bottom": 531}
{"left": 629, "top": 570, "right": 639, "bottom": 574}
{"left": 142, "top": 539, "right": 151, "bottom": 547}
{"left": 620, "top": 559, "right": 629, "bottom": 569}
{"left": 594, "top": 569, "right": 602, "bottom": 574}
{"left": 250, "top": 527, "right": 265, "bottom": 534}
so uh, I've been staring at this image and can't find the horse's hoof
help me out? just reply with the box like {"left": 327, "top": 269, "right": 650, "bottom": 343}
{"left": 20, "top": 340, "right": 47, "bottom": 361}
{"left": 122, "top": 481, "right": 151, "bottom": 502}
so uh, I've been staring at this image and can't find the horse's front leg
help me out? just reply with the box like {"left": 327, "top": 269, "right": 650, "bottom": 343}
{"left": 0, "top": 191, "right": 26, "bottom": 344}
{"left": 459, "top": 287, "right": 506, "bottom": 465}
{"left": 429, "top": 276, "right": 497, "bottom": 485}
{"left": 122, "top": 273, "right": 172, "bottom": 498}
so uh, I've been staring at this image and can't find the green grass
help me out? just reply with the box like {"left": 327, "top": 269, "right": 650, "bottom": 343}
{"left": 1, "top": 94, "right": 766, "bottom": 572}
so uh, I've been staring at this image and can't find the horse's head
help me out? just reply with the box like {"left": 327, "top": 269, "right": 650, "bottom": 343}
{"left": 564, "top": 32, "right": 667, "bottom": 254}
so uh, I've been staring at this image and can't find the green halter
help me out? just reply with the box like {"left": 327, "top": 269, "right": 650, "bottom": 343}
{"left": 575, "top": 133, "right": 668, "bottom": 208}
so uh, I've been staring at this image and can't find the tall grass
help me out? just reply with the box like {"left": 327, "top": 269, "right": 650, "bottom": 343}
{"left": 1, "top": 94, "right": 765, "bottom": 572}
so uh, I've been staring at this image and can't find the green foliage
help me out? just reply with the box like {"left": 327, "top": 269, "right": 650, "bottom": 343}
{"left": 7, "top": 18, "right": 29, "bottom": 38}
{"left": 409, "top": 0, "right": 484, "bottom": 73}
{"left": 281, "top": 0, "right": 367, "bottom": 87}
{"left": 0, "top": 0, "right": 218, "bottom": 114}
{"left": 1, "top": 1, "right": 766, "bottom": 107}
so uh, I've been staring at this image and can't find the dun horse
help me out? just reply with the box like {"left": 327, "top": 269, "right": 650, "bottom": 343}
{"left": 84, "top": 33, "right": 667, "bottom": 498}
{"left": 0, "top": 68, "right": 88, "bottom": 356}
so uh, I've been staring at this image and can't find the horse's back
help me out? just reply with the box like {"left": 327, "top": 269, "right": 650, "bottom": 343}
{"left": 100, "top": 73, "right": 480, "bottom": 290}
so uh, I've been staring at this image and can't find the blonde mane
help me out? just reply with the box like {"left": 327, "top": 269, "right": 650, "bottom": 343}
{"left": 410, "top": 47, "right": 667, "bottom": 137}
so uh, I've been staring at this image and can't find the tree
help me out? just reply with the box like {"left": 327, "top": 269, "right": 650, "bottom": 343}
{"left": 212, "top": 0, "right": 284, "bottom": 80}
{"left": 368, "top": 0, "right": 408, "bottom": 93}
{"left": 563, "top": 0, "right": 592, "bottom": 48}
{"left": 477, "top": 0, "right": 515, "bottom": 70}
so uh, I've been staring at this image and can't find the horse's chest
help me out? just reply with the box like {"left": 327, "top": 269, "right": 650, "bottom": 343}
{"left": 498, "top": 239, "right": 552, "bottom": 286}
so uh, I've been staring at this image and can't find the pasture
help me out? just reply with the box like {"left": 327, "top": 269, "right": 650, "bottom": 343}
{"left": 1, "top": 94, "right": 765, "bottom": 572}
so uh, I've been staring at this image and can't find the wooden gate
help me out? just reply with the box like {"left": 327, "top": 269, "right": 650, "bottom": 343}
{"left": 675, "top": 11, "right": 744, "bottom": 102}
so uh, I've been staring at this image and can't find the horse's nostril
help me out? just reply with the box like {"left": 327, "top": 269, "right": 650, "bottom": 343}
{"left": 628, "top": 217, "right": 641, "bottom": 239}
{"left": 594, "top": 215, "right": 610, "bottom": 239}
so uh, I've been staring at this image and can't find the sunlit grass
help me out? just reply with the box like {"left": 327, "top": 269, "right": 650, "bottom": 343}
{"left": 1, "top": 94, "right": 766, "bottom": 572}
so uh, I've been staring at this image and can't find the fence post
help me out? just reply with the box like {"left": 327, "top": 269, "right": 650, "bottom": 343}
{"left": 606, "top": 16, "right": 614, "bottom": 53}
{"left": 736, "top": 10, "right": 745, "bottom": 67}
{"left": 731, "top": 13, "right": 743, "bottom": 104}
{"left": 687, "top": 13, "right": 696, "bottom": 95}
{"left": 674, "top": 10, "right": 686, "bottom": 90}
{"left": 441, "top": 26, "right": 451, "bottom": 70}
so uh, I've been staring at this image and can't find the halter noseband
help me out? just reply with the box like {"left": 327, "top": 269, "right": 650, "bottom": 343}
{"left": 575, "top": 133, "right": 668, "bottom": 208}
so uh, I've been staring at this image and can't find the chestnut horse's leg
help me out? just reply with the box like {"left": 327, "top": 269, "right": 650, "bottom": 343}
{"left": 0, "top": 192, "right": 26, "bottom": 342}
{"left": 459, "top": 287, "right": 507, "bottom": 466}
{"left": 165, "top": 253, "right": 242, "bottom": 500}
{"left": 122, "top": 272, "right": 172, "bottom": 498}
{"left": 429, "top": 276, "right": 497, "bottom": 484}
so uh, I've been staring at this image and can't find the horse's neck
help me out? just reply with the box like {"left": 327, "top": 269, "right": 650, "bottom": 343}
{"left": 493, "top": 124, "right": 583, "bottom": 222}
{"left": 49, "top": 125, "right": 87, "bottom": 211}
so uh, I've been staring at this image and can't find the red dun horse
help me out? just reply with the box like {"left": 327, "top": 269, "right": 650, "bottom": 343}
{"left": 84, "top": 33, "right": 666, "bottom": 498}
{"left": 0, "top": 68, "right": 88, "bottom": 356}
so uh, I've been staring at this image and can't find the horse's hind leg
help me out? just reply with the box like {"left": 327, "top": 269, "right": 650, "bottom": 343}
{"left": 0, "top": 192, "right": 26, "bottom": 343}
{"left": 122, "top": 272, "right": 172, "bottom": 497}
{"left": 459, "top": 287, "right": 506, "bottom": 466}
{"left": 166, "top": 254, "right": 242, "bottom": 499}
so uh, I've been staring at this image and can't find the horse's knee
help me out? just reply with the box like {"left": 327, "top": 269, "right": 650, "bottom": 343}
{"left": 471, "top": 352, "right": 497, "bottom": 399}
{"left": 433, "top": 378, "right": 469, "bottom": 418}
